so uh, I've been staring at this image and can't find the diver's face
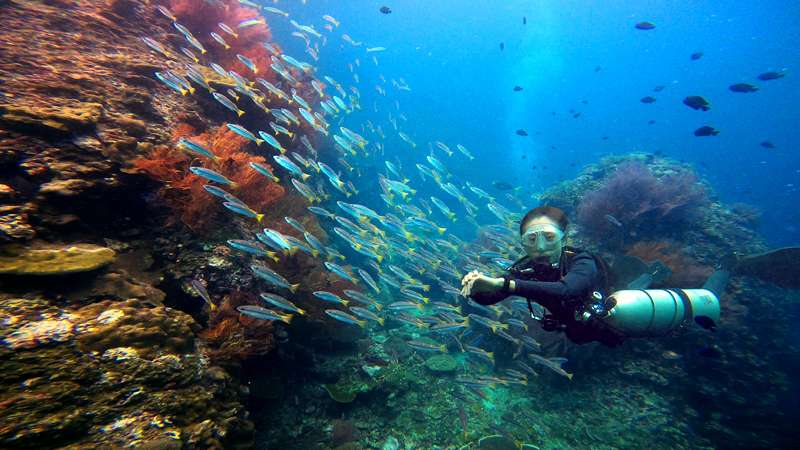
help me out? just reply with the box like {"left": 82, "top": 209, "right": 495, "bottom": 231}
{"left": 521, "top": 217, "right": 565, "bottom": 264}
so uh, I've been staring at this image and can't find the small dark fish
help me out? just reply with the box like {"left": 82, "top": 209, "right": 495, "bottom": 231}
{"left": 523, "top": 16, "right": 527, "bottom": 25}
{"left": 640, "top": 96, "right": 657, "bottom": 103}
{"left": 697, "top": 345, "right": 722, "bottom": 359}
{"left": 581, "top": 99, "right": 588, "bottom": 104}
{"left": 729, "top": 83, "right": 758, "bottom": 93}
{"left": 648, "top": 119, "right": 656, "bottom": 125}
{"left": 690, "top": 51, "right": 703, "bottom": 60}
{"left": 594, "top": 66, "right": 602, "bottom": 72}
{"left": 635, "top": 21, "right": 656, "bottom": 30}
{"left": 757, "top": 71, "right": 785, "bottom": 81}
{"left": 492, "top": 181, "right": 513, "bottom": 190}
{"left": 694, "top": 315, "right": 717, "bottom": 331}
{"left": 760, "top": 140, "right": 775, "bottom": 149}
{"left": 601, "top": 136, "right": 609, "bottom": 140}
{"left": 572, "top": 112, "right": 581, "bottom": 118}
{"left": 515, "top": 129, "right": 528, "bottom": 136}
{"left": 513, "top": 86, "right": 523, "bottom": 91}
{"left": 379, "top": 5, "right": 391, "bottom": 14}
{"left": 500, "top": 42, "right": 505, "bottom": 51}
{"left": 683, "top": 95, "right": 711, "bottom": 111}
{"left": 653, "top": 85, "right": 665, "bottom": 92}
{"left": 694, "top": 126, "right": 719, "bottom": 137}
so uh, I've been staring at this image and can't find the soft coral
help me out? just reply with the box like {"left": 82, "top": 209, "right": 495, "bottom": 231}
{"left": 131, "top": 123, "right": 284, "bottom": 231}
{"left": 576, "top": 161, "right": 708, "bottom": 242}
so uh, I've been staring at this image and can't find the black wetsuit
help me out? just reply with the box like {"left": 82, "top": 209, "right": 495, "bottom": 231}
{"left": 471, "top": 249, "right": 624, "bottom": 347}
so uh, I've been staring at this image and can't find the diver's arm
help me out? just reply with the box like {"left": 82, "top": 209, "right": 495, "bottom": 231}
{"left": 509, "top": 254, "right": 598, "bottom": 311}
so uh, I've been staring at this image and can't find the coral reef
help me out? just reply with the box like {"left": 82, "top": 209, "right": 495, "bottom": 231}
{"left": 0, "top": 295, "right": 253, "bottom": 448}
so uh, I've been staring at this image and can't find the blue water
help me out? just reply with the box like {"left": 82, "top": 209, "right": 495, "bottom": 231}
{"left": 272, "top": 0, "right": 800, "bottom": 245}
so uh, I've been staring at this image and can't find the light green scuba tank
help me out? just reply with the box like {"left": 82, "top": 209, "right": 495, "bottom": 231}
{"left": 591, "top": 288, "right": 720, "bottom": 337}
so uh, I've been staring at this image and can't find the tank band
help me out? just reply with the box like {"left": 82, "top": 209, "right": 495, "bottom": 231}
{"left": 674, "top": 289, "right": 694, "bottom": 325}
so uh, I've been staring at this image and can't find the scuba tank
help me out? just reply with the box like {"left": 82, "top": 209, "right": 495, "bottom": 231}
{"left": 587, "top": 288, "right": 720, "bottom": 337}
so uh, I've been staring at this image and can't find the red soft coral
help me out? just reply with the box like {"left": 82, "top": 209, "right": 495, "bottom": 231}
{"left": 626, "top": 241, "right": 712, "bottom": 288}
{"left": 201, "top": 290, "right": 275, "bottom": 362}
{"left": 131, "top": 123, "right": 284, "bottom": 231}
{"left": 167, "top": 0, "right": 274, "bottom": 80}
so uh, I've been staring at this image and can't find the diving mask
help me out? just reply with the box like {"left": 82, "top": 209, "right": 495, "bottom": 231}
{"left": 521, "top": 223, "right": 564, "bottom": 254}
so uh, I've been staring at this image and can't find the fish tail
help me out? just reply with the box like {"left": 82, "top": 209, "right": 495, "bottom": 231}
{"left": 376, "top": 255, "right": 383, "bottom": 263}
{"left": 269, "top": 253, "right": 280, "bottom": 263}
{"left": 566, "top": 373, "right": 574, "bottom": 380}
{"left": 301, "top": 173, "right": 310, "bottom": 181}
{"left": 256, "top": 213, "right": 264, "bottom": 222}
{"left": 298, "top": 308, "right": 306, "bottom": 315}
{"left": 342, "top": 299, "right": 350, "bottom": 306}
{"left": 256, "top": 139, "right": 264, "bottom": 145}
{"left": 237, "top": 110, "right": 244, "bottom": 117}
{"left": 290, "top": 283, "right": 300, "bottom": 293}
{"left": 311, "top": 250, "right": 319, "bottom": 257}
{"left": 422, "top": 297, "right": 429, "bottom": 304}
{"left": 437, "top": 227, "right": 446, "bottom": 234}
{"left": 283, "top": 313, "right": 294, "bottom": 323}
{"left": 358, "top": 320, "right": 367, "bottom": 328}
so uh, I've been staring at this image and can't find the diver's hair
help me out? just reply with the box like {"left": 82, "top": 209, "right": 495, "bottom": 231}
{"left": 519, "top": 206, "right": 569, "bottom": 234}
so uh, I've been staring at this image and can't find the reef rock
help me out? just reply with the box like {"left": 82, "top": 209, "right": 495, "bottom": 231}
{"left": 0, "top": 243, "right": 116, "bottom": 275}
{"left": 424, "top": 354, "right": 457, "bottom": 373}
{"left": 0, "top": 296, "right": 254, "bottom": 448}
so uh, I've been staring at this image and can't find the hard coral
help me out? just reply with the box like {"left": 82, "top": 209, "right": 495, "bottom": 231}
{"left": 577, "top": 161, "right": 707, "bottom": 242}
{"left": 131, "top": 123, "right": 284, "bottom": 231}
{"left": 625, "top": 241, "right": 712, "bottom": 288}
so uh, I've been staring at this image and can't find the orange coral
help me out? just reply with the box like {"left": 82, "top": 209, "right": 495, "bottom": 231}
{"left": 625, "top": 241, "right": 713, "bottom": 288}
{"left": 131, "top": 123, "right": 285, "bottom": 231}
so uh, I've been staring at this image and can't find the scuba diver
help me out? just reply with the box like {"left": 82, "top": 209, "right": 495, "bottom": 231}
{"left": 461, "top": 206, "right": 724, "bottom": 347}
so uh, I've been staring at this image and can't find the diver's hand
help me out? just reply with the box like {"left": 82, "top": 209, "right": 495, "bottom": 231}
{"left": 460, "top": 271, "right": 503, "bottom": 297}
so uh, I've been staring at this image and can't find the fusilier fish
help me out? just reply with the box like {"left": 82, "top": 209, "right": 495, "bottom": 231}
{"left": 189, "top": 167, "right": 235, "bottom": 185}
{"left": 237, "top": 305, "right": 293, "bottom": 324}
